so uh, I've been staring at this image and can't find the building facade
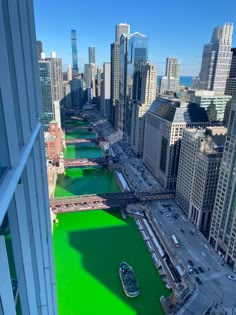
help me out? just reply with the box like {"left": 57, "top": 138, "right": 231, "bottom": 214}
{"left": 39, "top": 60, "right": 54, "bottom": 130}
{"left": 101, "top": 62, "right": 111, "bottom": 118}
{"left": 199, "top": 23, "right": 233, "bottom": 93}
{"left": 225, "top": 48, "right": 236, "bottom": 96}
{"left": 188, "top": 90, "right": 232, "bottom": 122}
{"left": 115, "top": 23, "right": 130, "bottom": 42}
{"left": 143, "top": 98, "right": 209, "bottom": 189}
{"left": 45, "top": 121, "right": 62, "bottom": 161}
{"left": 130, "top": 63, "right": 157, "bottom": 156}
{"left": 89, "top": 46, "right": 95, "bottom": 64}
{"left": 110, "top": 42, "right": 120, "bottom": 128}
{"left": 159, "top": 58, "right": 180, "bottom": 94}
{"left": 71, "top": 29, "right": 79, "bottom": 76}
{"left": 118, "top": 32, "right": 148, "bottom": 138}
{"left": 0, "top": 1, "right": 57, "bottom": 313}
{"left": 209, "top": 96, "right": 236, "bottom": 270}
{"left": 176, "top": 127, "right": 226, "bottom": 235}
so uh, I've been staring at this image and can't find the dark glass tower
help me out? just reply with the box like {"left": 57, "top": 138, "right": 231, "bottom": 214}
{"left": 71, "top": 29, "right": 79, "bottom": 74}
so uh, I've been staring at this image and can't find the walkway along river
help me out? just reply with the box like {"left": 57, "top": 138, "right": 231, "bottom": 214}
{"left": 53, "top": 116, "right": 171, "bottom": 315}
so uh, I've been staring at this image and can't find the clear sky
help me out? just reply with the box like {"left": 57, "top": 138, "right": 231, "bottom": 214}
{"left": 33, "top": 0, "right": 236, "bottom": 76}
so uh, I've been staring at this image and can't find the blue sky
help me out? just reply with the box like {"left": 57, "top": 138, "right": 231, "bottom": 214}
{"left": 33, "top": 0, "right": 236, "bottom": 76}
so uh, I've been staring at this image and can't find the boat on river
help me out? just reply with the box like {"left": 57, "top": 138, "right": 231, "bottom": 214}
{"left": 119, "top": 262, "right": 139, "bottom": 297}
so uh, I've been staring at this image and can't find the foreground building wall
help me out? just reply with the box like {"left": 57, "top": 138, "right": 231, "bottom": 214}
{"left": 0, "top": 1, "right": 57, "bottom": 314}
{"left": 209, "top": 96, "right": 236, "bottom": 270}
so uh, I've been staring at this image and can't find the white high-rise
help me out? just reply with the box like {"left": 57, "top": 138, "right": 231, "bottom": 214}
{"left": 0, "top": 1, "right": 57, "bottom": 314}
{"left": 159, "top": 58, "right": 180, "bottom": 94}
{"left": 115, "top": 23, "right": 130, "bottom": 42}
{"left": 199, "top": 23, "right": 233, "bottom": 93}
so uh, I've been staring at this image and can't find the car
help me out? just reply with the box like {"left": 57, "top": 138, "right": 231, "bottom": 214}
{"left": 193, "top": 268, "right": 199, "bottom": 274}
{"left": 180, "top": 228, "right": 185, "bottom": 233}
{"left": 198, "top": 266, "right": 204, "bottom": 273}
{"left": 187, "top": 265, "right": 193, "bottom": 273}
{"left": 196, "top": 277, "right": 202, "bottom": 284}
{"left": 188, "top": 259, "right": 194, "bottom": 266}
{"left": 228, "top": 275, "right": 236, "bottom": 281}
{"left": 201, "top": 251, "right": 206, "bottom": 257}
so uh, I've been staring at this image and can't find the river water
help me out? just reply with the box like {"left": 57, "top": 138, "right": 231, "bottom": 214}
{"left": 53, "top": 117, "right": 170, "bottom": 314}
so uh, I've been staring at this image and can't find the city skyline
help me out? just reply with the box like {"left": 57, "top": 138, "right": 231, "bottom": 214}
{"left": 34, "top": 0, "right": 236, "bottom": 75}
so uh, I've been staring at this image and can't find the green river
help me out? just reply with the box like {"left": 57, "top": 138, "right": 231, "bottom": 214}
{"left": 53, "top": 118, "right": 170, "bottom": 314}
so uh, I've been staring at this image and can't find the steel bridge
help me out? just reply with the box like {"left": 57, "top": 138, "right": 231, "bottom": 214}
{"left": 50, "top": 191, "right": 175, "bottom": 213}
{"left": 64, "top": 157, "right": 110, "bottom": 167}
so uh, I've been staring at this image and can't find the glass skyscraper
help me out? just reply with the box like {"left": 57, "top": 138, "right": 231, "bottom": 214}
{"left": 89, "top": 46, "right": 95, "bottom": 64}
{"left": 119, "top": 32, "right": 148, "bottom": 137}
{"left": 71, "top": 29, "right": 79, "bottom": 73}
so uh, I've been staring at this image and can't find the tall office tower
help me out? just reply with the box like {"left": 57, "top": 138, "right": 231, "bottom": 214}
{"left": 69, "top": 78, "right": 85, "bottom": 108}
{"left": 188, "top": 90, "right": 231, "bottom": 121}
{"left": 89, "top": 46, "right": 95, "bottom": 64}
{"left": 176, "top": 127, "right": 226, "bottom": 235}
{"left": 110, "top": 42, "right": 120, "bottom": 127}
{"left": 36, "top": 40, "right": 43, "bottom": 59}
{"left": 119, "top": 32, "right": 148, "bottom": 137}
{"left": 90, "top": 63, "right": 96, "bottom": 98}
{"left": 225, "top": 48, "right": 236, "bottom": 95}
{"left": 67, "top": 64, "right": 72, "bottom": 81}
{"left": 39, "top": 59, "right": 54, "bottom": 130}
{"left": 96, "top": 65, "right": 103, "bottom": 108}
{"left": 115, "top": 23, "right": 130, "bottom": 42}
{"left": 71, "top": 29, "right": 79, "bottom": 77}
{"left": 46, "top": 52, "right": 63, "bottom": 104}
{"left": 63, "top": 81, "right": 72, "bottom": 108}
{"left": 0, "top": 1, "right": 57, "bottom": 314}
{"left": 131, "top": 63, "right": 157, "bottom": 156}
{"left": 199, "top": 23, "right": 233, "bottom": 93}
{"left": 209, "top": 96, "right": 236, "bottom": 270}
{"left": 143, "top": 98, "right": 209, "bottom": 189}
{"left": 101, "top": 62, "right": 111, "bottom": 117}
{"left": 159, "top": 58, "right": 180, "bottom": 94}
{"left": 84, "top": 63, "right": 92, "bottom": 89}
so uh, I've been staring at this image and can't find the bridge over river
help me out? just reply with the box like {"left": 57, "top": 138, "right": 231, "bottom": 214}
{"left": 50, "top": 191, "right": 175, "bottom": 213}
{"left": 64, "top": 157, "right": 111, "bottom": 167}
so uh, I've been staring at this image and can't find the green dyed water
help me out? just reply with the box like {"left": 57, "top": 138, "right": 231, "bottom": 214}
{"left": 55, "top": 167, "right": 121, "bottom": 197}
{"left": 64, "top": 120, "right": 89, "bottom": 127}
{"left": 66, "top": 130, "right": 97, "bottom": 140}
{"left": 53, "top": 210, "right": 170, "bottom": 315}
{"left": 64, "top": 144, "right": 104, "bottom": 159}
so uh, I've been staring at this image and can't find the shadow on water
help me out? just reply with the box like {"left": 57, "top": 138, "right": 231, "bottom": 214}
{"left": 54, "top": 210, "right": 169, "bottom": 315}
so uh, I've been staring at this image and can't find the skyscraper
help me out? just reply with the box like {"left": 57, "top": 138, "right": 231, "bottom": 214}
{"left": 143, "top": 98, "right": 209, "bottom": 188}
{"left": 110, "top": 42, "right": 120, "bottom": 127}
{"left": 199, "top": 23, "right": 233, "bottom": 93}
{"left": 209, "top": 96, "right": 236, "bottom": 270}
{"left": 71, "top": 29, "right": 79, "bottom": 76}
{"left": 89, "top": 46, "right": 95, "bottom": 64}
{"left": 46, "top": 52, "right": 63, "bottom": 103}
{"left": 39, "top": 58, "right": 54, "bottom": 130}
{"left": 0, "top": 1, "right": 57, "bottom": 313}
{"left": 176, "top": 127, "right": 226, "bottom": 234}
{"left": 225, "top": 48, "right": 236, "bottom": 95}
{"left": 119, "top": 32, "right": 148, "bottom": 137}
{"left": 115, "top": 23, "right": 130, "bottom": 42}
{"left": 159, "top": 58, "right": 180, "bottom": 94}
{"left": 36, "top": 40, "right": 43, "bottom": 59}
{"left": 131, "top": 63, "right": 157, "bottom": 156}
{"left": 101, "top": 62, "right": 111, "bottom": 118}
